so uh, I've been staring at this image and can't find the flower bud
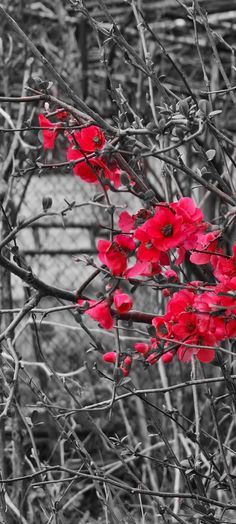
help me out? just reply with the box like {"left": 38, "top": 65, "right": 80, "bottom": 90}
{"left": 134, "top": 343, "right": 150, "bottom": 355}
{"left": 161, "top": 351, "right": 174, "bottom": 364}
{"left": 120, "top": 356, "right": 132, "bottom": 377}
{"left": 42, "top": 196, "right": 53, "bottom": 211}
{"left": 103, "top": 352, "right": 116, "bottom": 363}
{"left": 146, "top": 352, "right": 158, "bottom": 365}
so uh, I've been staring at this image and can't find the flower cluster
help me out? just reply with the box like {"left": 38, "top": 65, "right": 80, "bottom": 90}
{"left": 38, "top": 113, "right": 236, "bottom": 375}
{"left": 98, "top": 197, "right": 217, "bottom": 278}
{"left": 39, "top": 114, "right": 126, "bottom": 187}
{"left": 98, "top": 198, "right": 236, "bottom": 371}
{"left": 77, "top": 289, "right": 133, "bottom": 330}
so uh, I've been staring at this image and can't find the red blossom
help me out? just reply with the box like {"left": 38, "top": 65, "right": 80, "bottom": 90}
{"left": 55, "top": 110, "right": 68, "bottom": 120}
{"left": 171, "top": 197, "right": 206, "bottom": 250}
{"left": 113, "top": 290, "right": 133, "bottom": 313}
{"left": 172, "top": 312, "right": 198, "bottom": 339}
{"left": 120, "top": 356, "right": 132, "bottom": 377}
{"left": 67, "top": 146, "right": 105, "bottom": 183}
{"left": 211, "top": 245, "right": 236, "bottom": 282}
{"left": 152, "top": 316, "right": 172, "bottom": 338}
{"left": 98, "top": 235, "right": 135, "bottom": 276}
{"left": 66, "top": 126, "right": 125, "bottom": 187}
{"left": 38, "top": 114, "right": 61, "bottom": 149}
{"left": 177, "top": 334, "right": 216, "bottom": 363}
{"left": 145, "top": 207, "right": 185, "bottom": 251}
{"left": 77, "top": 299, "right": 113, "bottom": 329}
{"left": 118, "top": 211, "right": 135, "bottom": 233}
{"left": 136, "top": 242, "right": 160, "bottom": 262}
{"left": 171, "top": 197, "right": 204, "bottom": 223}
{"left": 124, "top": 260, "right": 161, "bottom": 278}
{"left": 118, "top": 208, "right": 152, "bottom": 233}
{"left": 165, "top": 269, "right": 179, "bottom": 282}
{"left": 166, "top": 289, "right": 195, "bottom": 319}
{"left": 190, "top": 231, "right": 221, "bottom": 265}
{"left": 75, "top": 125, "right": 106, "bottom": 152}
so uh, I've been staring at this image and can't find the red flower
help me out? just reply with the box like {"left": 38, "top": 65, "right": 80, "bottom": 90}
{"left": 152, "top": 316, "right": 172, "bottom": 338}
{"left": 118, "top": 211, "right": 135, "bottom": 233}
{"left": 171, "top": 197, "right": 206, "bottom": 250}
{"left": 171, "top": 197, "right": 204, "bottom": 224}
{"left": 190, "top": 231, "right": 221, "bottom": 265}
{"left": 120, "top": 356, "right": 132, "bottom": 377}
{"left": 211, "top": 244, "right": 236, "bottom": 282}
{"left": 113, "top": 290, "right": 133, "bottom": 313}
{"left": 75, "top": 125, "right": 105, "bottom": 152}
{"left": 177, "top": 334, "right": 216, "bottom": 363}
{"left": 124, "top": 260, "right": 161, "bottom": 278}
{"left": 118, "top": 208, "right": 152, "bottom": 233}
{"left": 166, "top": 289, "right": 195, "bottom": 319}
{"left": 135, "top": 207, "right": 184, "bottom": 252}
{"left": 66, "top": 126, "right": 125, "bottom": 188}
{"left": 172, "top": 312, "right": 198, "bottom": 339}
{"left": 38, "top": 114, "right": 61, "bottom": 149}
{"left": 66, "top": 126, "right": 105, "bottom": 183}
{"left": 67, "top": 146, "right": 105, "bottom": 183}
{"left": 98, "top": 235, "right": 135, "bottom": 275}
{"left": 77, "top": 299, "right": 113, "bottom": 329}
{"left": 55, "top": 110, "right": 68, "bottom": 120}
{"left": 136, "top": 242, "right": 160, "bottom": 262}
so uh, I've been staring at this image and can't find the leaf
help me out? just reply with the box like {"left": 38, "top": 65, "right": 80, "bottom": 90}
{"left": 178, "top": 98, "right": 189, "bottom": 117}
{"left": 209, "top": 109, "right": 222, "bottom": 118}
{"left": 31, "top": 410, "right": 45, "bottom": 425}
{"left": 198, "top": 99, "right": 211, "bottom": 116}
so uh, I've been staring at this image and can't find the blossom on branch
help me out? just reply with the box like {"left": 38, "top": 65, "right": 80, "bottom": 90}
{"left": 38, "top": 114, "right": 62, "bottom": 149}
